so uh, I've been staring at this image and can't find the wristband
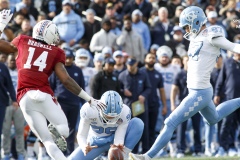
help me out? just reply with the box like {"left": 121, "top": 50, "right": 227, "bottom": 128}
{"left": 78, "top": 90, "right": 91, "bottom": 102}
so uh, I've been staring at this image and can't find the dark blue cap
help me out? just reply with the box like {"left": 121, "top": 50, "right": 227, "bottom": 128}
{"left": 64, "top": 48, "right": 74, "bottom": 58}
{"left": 127, "top": 57, "right": 137, "bottom": 66}
{"left": 104, "top": 57, "right": 115, "bottom": 65}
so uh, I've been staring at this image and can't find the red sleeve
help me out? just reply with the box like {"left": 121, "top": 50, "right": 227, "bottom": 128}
{"left": 11, "top": 35, "right": 21, "bottom": 47}
{"left": 55, "top": 48, "right": 66, "bottom": 65}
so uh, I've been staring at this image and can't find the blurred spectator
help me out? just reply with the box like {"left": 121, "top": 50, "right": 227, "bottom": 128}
{"left": 0, "top": 52, "right": 7, "bottom": 63}
{"left": 181, "top": 0, "right": 199, "bottom": 8}
{"left": 14, "top": 18, "right": 32, "bottom": 37}
{"left": 15, "top": 0, "right": 39, "bottom": 20}
{"left": 101, "top": 46, "right": 112, "bottom": 59}
{"left": 116, "top": 16, "right": 145, "bottom": 64}
{"left": 222, "top": 8, "right": 238, "bottom": 28}
{"left": 214, "top": 53, "right": 240, "bottom": 157}
{"left": 2, "top": 54, "right": 25, "bottom": 160}
{"left": 0, "top": 62, "right": 17, "bottom": 160}
{"left": 90, "top": 19, "right": 118, "bottom": 53}
{"left": 74, "top": 0, "right": 90, "bottom": 11}
{"left": 205, "top": 5, "right": 217, "bottom": 17}
{"left": 36, "top": 11, "right": 47, "bottom": 22}
{"left": 132, "top": 9, "right": 151, "bottom": 52}
{"left": 113, "top": 50, "right": 126, "bottom": 77}
{"left": 93, "top": 53, "right": 104, "bottom": 72}
{"left": 219, "top": 0, "right": 237, "bottom": 17}
{"left": 71, "top": 0, "right": 85, "bottom": 16}
{"left": 226, "top": 15, "right": 240, "bottom": 42}
{"left": 49, "top": 48, "right": 85, "bottom": 156}
{"left": 118, "top": 57, "right": 151, "bottom": 153}
{"left": 8, "top": 12, "right": 25, "bottom": 33}
{"left": 110, "top": 17, "right": 121, "bottom": 36}
{"left": 167, "top": 0, "right": 181, "bottom": 19}
{"left": 89, "top": 0, "right": 106, "bottom": 18}
{"left": 9, "top": 0, "right": 21, "bottom": 12}
{"left": 141, "top": 53, "right": 167, "bottom": 148}
{"left": 53, "top": 0, "right": 85, "bottom": 47}
{"left": 165, "top": 26, "right": 189, "bottom": 57}
{"left": 75, "top": 48, "right": 96, "bottom": 95}
{"left": 15, "top": 2, "right": 36, "bottom": 27}
{"left": 170, "top": 5, "right": 184, "bottom": 24}
{"left": 149, "top": 44, "right": 159, "bottom": 55}
{"left": 122, "top": 0, "right": 153, "bottom": 23}
{"left": 103, "top": 3, "right": 117, "bottom": 19}
{"left": 40, "top": 0, "right": 62, "bottom": 20}
{"left": 151, "top": 7, "right": 174, "bottom": 47}
{"left": 0, "top": 0, "right": 9, "bottom": 11}
{"left": 171, "top": 55, "right": 182, "bottom": 69}
{"left": 82, "top": 9, "right": 101, "bottom": 45}
{"left": 90, "top": 57, "right": 120, "bottom": 99}
{"left": 148, "top": 8, "right": 158, "bottom": 27}
{"left": 206, "top": 11, "right": 224, "bottom": 27}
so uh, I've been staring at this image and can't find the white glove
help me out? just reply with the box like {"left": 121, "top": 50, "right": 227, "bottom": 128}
{"left": 89, "top": 97, "right": 106, "bottom": 111}
{"left": 0, "top": 9, "right": 13, "bottom": 32}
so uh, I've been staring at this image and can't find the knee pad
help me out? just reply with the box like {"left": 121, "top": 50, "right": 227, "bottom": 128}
{"left": 55, "top": 124, "right": 69, "bottom": 138}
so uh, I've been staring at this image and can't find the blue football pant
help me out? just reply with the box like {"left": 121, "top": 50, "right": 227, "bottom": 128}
{"left": 68, "top": 117, "right": 144, "bottom": 160}
{"left": 146, "top": 87, "right": 240, "bottom": 158}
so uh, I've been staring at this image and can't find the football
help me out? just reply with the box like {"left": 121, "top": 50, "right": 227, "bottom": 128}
{"left": 108, "top": 144, "right": 124, "bottom": 160}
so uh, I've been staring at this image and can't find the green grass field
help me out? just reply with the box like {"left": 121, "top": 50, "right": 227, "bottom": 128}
{"left": 152, "top": 157, "right": 240, "bottom": 160}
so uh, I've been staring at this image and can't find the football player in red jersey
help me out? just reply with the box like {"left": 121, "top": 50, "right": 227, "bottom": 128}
{"left": 0, "top": 10, "right": 106, "bottom": 160}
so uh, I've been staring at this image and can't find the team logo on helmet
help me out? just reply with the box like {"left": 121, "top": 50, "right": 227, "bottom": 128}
{"left": 185, "top": 11, "right": 198, "bottom": 22}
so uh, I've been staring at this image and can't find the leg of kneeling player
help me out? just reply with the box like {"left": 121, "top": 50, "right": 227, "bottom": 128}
{"left": 123, "top": 118, "right": 144, "bottom": 158}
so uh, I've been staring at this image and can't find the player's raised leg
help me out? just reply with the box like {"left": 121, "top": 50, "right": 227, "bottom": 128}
{"left": 129, "top": 88, "right": 213, "bottom": 159}
{"left": 19, "top": 91, "right": 68, "bottom": 160}
{"left": 200, "top": 98, "right": 240, "bottom": 125}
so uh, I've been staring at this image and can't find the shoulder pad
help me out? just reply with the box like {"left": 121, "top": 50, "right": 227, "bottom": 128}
{"left": 204, "top": 25, "right": 225, "bottom": 44}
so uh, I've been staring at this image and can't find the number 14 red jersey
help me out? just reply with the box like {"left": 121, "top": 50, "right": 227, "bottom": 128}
{"left": 11, "top": 35, "right": 66, "bottom": 103}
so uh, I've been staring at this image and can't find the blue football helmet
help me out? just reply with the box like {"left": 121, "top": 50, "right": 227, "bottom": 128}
{"left": 179, "top": 6, "right": 207, "bottom": 39}
{"left": 100, "top": 91, "right": 123, "bottom": 124}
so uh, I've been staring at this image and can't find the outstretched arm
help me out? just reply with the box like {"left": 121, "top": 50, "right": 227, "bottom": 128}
{"left": 212, "top": 36, "right": 240, "bottom": 54}
{"left": 54, "top": 62, "right": 106, "bottom": 110}
{"left": 0, "top": 38, "right": 17, "bottom": 54}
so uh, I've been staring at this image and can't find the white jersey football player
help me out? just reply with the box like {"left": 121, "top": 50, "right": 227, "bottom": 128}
{"left": 68, "top": 91, "right": 144, "bottom": 160}
{"left": 129, "top": 6, "right": 240, "bottom": 160}
{"left": 75, "top": 48, "right": 97, "bottom": 96}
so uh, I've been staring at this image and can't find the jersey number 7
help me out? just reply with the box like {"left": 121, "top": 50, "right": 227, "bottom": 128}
{"left": 24, "top": 47, "right": 48, "bottom": 71}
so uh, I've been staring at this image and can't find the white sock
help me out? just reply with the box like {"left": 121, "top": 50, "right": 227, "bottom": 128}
{"left": 39, "top": 146, "right": 47, "bottom": 157}
{"left": 27, "top": 146, "right": 34, "bottom": 157}
{"left": 122, "top": 147, "right": 131, "bottom": 159}
{"left": 144, "top": 154, "right": 152, "bottom": 160}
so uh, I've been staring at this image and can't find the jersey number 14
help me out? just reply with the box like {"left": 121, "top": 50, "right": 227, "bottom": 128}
{"left": 24, "top": 47, "right": 48, "bottom": 71}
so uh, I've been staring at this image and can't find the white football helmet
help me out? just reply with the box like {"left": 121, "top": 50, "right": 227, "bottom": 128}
{"left": 75, "top": 48, "right": 90, "bottom": 67}
{"left": 32, "top": 20, "right": 60, "bottom": 45}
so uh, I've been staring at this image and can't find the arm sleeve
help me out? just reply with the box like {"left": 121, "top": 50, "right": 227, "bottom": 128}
{"left": 140, "top": 72, "right": 152, "bottom": 98}
{"left": 77, "top": 107, "right": 91, "bottom": 151}
{"left": 211, "top": 36, "right": 240, "bottom": 54}
{"left": 114, "top": 123, "right": 128, "bottom": 145}
{"left": 116, "top": 31, "right": 127, "bottom": 46}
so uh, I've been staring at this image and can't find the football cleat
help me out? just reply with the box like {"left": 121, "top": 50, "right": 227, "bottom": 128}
{"left": 48, "top": 124, "right": 67, "bottom": 152}
{"left": 129, "top": 153, "right": 150, "bottom": 160}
